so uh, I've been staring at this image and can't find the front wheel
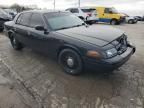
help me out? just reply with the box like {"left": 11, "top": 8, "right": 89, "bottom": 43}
{"left": 10, "top": 33, "right": 23, "bottom": 50}
{"left": 58, "top": 49, "right": 83, "bottom": 75}
{"left": 110, "top": 19, "right": 117, "bottom": 25}
{"left": 128, "top": 19, "right": 134, "bottom": 24}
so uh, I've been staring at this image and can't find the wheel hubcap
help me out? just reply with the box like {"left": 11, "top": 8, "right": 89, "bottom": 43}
{"left": 66, "top": 57, "right": 74, "bottom": 67}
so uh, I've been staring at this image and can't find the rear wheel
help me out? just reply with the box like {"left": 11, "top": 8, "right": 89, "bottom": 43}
{"left": 58, "top": 49, "right": 83, "bottom": 75}
{"left": 10, "top": 33, "right": 23, "bottom": 50}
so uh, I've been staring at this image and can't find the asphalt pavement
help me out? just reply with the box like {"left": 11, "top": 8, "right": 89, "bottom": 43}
{"left": 0, "top": 22, "right": 144, "bottom": 108}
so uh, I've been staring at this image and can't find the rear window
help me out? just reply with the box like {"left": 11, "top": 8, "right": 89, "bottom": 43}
{"left": 70, "top": 8, "right": 79, "bottom": 13}
{"left": 18, "top": 13, "right": 32, "bottom": 26}
{"left": 81, "top": 9, "right": 96, "bottom": 13}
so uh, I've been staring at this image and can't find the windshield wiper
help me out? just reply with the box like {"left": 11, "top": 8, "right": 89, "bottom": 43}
{"left": 70, "top": 23, "right": 86, "bottom": 28}
{"left": 55, "top": 27, "right": 71, "bottom": 30}
{"left": 55, "top": 23, "right": 86, "bottom": 30}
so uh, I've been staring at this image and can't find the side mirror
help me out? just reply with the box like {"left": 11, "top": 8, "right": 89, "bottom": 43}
{"left": 35, "top": 25, "right": 49, "bottom": 34}
{"left": 35, "top": 25, "right": 45, "bottom": 31}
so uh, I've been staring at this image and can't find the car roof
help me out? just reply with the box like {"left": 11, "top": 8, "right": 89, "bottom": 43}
{"left": 66, "top": 7, "right": 96, "bottom": 9}
{"left": 13, "top": 10, "right": 70, "bottom": 22}
{"left": 21, "top": 10, "right": 68, "bottom": 14}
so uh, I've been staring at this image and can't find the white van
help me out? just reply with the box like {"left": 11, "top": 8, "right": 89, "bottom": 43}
{"left": 122, "top": 13, "right": 137, "bottom": 24}
{"left": 66, "top": 7, "right": 99, "bottom": 24}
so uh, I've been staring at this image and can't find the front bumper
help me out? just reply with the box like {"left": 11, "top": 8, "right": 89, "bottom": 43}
{"left": 0, "top": 19, "right": 10, "bottom": 29}
{"left": 118, "top": 17, "right": 126, "bottom": 24}
{"left": 83, "top": 45, "right": 136, "bottom": 71}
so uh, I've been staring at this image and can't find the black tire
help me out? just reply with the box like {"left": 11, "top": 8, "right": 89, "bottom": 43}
{"left": 58, "top": 49, "right": 83, "bottom": 75}
{"left": 110, "top": 19, "right": 117, "bottom": 25}
{"left": 10, "top": 33, "right": 23, "bottom": 50}
{"left": 128, "top": 19, "right": 133, "bottom": 24}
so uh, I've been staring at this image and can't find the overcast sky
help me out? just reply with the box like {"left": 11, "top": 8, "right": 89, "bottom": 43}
{"left": 0, "top": 0, "right": 144, "bottom": 15}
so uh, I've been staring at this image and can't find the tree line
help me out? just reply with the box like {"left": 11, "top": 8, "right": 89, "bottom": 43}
{"left": 0, "top": 4, "right": 39, "bottom": 12}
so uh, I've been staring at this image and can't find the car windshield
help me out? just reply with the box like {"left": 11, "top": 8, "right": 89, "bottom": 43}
{"left": 45, "top": 13, "right": 85, "bottom": 30}
{"left": 110, "top": 8, "right": 118, "bottom": 14}
{"left": 81, "top": 8, "right": 96, "bottom": 13}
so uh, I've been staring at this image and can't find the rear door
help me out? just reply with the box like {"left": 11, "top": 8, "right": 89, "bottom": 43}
{"left": 14, "top": 12, "right": 32, "bottom": 45}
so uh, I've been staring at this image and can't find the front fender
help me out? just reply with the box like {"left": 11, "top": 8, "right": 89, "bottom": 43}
{"left": 57, "top": 44, "right": 83, "bottom": 57}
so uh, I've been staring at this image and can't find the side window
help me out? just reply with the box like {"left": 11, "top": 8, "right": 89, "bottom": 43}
{"left": 70, "top": 8, "right": 79, "bottom": 13}
{"left": 18, "top": 13, "right": 32, "bottom": 26}
{"left": 30, "top": 13, "right": 44, "bottom": 28}
{"left": 104, "top": 8, "right": 110, "bottom": 13}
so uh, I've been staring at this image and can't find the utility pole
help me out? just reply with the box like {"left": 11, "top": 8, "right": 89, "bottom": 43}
{"left": 54, "top": 0, "right": 55, "bottom": 10}
{"left": 78, "top": 0, "right": 80, "bottom": 7}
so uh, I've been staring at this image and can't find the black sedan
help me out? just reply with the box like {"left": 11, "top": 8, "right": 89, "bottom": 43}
{"left": 4, "top": 10, "right": 136, "bottom": 75}
{"left": 0, "top": 8, "right": 12, "bottom": 31}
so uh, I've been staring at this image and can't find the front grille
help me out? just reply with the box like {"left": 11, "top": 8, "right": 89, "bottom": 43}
{"left": 115, "top": 34, "right": 127, "bottom": 54}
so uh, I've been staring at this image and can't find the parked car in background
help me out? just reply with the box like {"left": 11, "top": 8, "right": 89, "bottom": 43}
{"left": 65, "top": 7, "right": 99, "bottom": 24}
{"left": 4, "top": 10, "right": 135, "bottom": 75}
{"left": 141, "top": 15, "right": 144, "bottom": 21}
{"left": 0, "top": 8, "right": 12, "bottom": 31}
{"left": 122, "top": 13, "right": 137, "bottom": 24}
{"left": 134, "top": 16, "right": 142, "bottom": 21}
{"left": 95, "top": 7, "right": 125, "bottom": 25}
{"left": 4, "top": 9, "right": 17, "bottom": 19}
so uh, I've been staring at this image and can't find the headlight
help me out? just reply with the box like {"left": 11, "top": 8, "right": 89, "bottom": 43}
{"left": 106, "top": 48, "right": 117, "bottom": 58}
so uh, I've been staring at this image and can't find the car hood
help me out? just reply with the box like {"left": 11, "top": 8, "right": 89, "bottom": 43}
{"left": 56, "top": 25, "right": 124, "bottom": 46}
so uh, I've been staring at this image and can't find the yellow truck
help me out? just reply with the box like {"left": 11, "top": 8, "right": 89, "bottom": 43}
{"left": 95, "top": 7, "right": 125, "bottom": 25}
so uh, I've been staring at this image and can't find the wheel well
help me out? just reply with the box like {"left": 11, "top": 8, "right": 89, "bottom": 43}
{"left": 57, "top": 46, "right": 81, "bottom": 59}
{"left": 8, "top": 31, "right": 13, "bottom": 39}
{"left": 128, "top": 19, "right": 133, "bottom": 21}
{"left": 110, "top": 18, "right": 118, "bottom": 22}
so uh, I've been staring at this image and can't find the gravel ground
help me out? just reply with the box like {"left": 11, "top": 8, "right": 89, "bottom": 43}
{"left": 0, "top": 22, "right": 144, "bottom": 108}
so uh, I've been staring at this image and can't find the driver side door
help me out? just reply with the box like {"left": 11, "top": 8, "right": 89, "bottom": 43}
{"left": 103, "top": 8, "right": 112, "bottom": 22}
{"left": 26, "top": 13, "right": 58, "bottom": 56}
